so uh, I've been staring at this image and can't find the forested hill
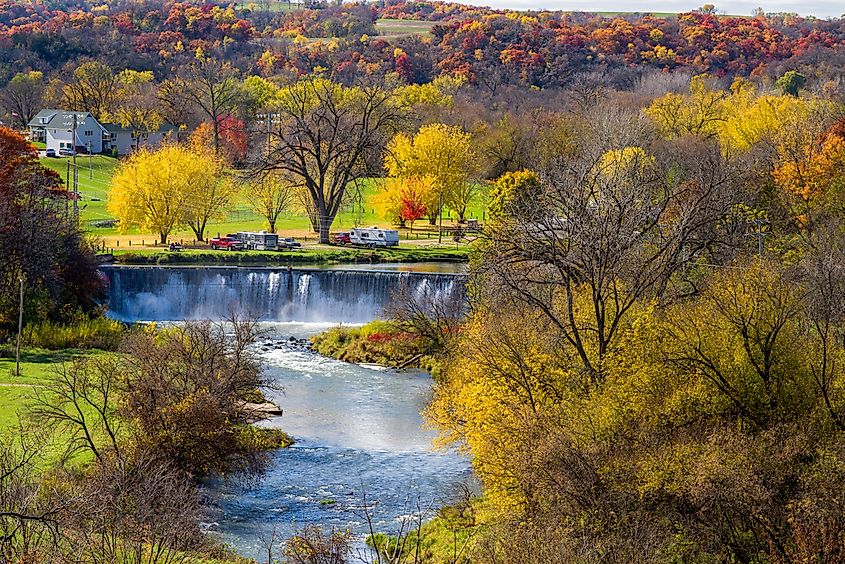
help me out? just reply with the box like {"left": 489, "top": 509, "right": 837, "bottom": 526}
{"left": 3, "top": 0, "right": 845, "bottom": 89}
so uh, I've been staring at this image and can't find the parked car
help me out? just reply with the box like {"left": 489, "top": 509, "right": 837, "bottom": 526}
{"left": 280, "top": 237, "right": 301, "bottom": 250}
{"left": 209, "top": 236, "right": 243, "bottom": 251}
{"left": 333, "top": 232, "right": 351, "bottom": 245}
{"left": 45, "top": 148, "right": 56, "bottom": 158}
{"left": 58, "top": 148, "right": 76, "bottom": 157}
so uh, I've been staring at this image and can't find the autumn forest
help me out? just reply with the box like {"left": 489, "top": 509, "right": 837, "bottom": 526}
{"left": 4, "top": 0, "right": 845, "bottom": 563}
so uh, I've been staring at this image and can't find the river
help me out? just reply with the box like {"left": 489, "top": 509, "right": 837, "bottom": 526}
{"left": 100, "top": 266, "right": 472, "bottom": 561}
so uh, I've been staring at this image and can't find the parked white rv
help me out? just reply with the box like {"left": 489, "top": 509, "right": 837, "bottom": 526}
{"left": 235, "top": 231, "right": 279, "bottom": 251}
{"left": 349, "top": 227, "right": 400, "bottom": 247}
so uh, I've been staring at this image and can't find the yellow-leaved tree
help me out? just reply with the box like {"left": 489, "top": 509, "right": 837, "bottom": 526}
{"left": 385, "top": 123, "right": 478, "bottom": 224}
{"left": 108, "top": 145, "right": 231, "bottom": 243}
{"left": 374, "top": 176, "right": 434, "bottom": 229}
{"left": 247, "top": 172, "right": 298, "bottom": 233}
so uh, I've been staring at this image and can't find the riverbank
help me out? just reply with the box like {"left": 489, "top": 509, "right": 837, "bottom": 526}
{"left": 105, "top": 246, "right": 469, "bottom": 266}
{"left": 311, "top": 321, "right": 442, "bottom": 376}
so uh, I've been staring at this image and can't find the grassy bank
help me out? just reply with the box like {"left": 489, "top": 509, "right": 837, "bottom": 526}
{"left": 312, "top": 321, "right": 441, "bottom": 374}
{"left": 368, "top": 497, "right": 489, "bottom": 564}
{"left": 109, "top": 245, "right": 470, "bottom": 265}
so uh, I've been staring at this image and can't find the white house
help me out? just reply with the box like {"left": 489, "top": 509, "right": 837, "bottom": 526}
{"left": 29, "top": 110, "right": 107, "bottom": 154}
{"left": 29, "top": 109, "right": 176, "bottom": 155}
{"left": 102, "top": 122, "right": 177, "bottom": 155}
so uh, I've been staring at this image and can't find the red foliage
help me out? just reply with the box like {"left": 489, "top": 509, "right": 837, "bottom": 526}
{"left": 0, "top": 126, "right": 63, "bottom": 199}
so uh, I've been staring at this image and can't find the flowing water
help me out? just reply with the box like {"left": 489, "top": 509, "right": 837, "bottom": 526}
{"left": 100, "top": 266, "right": 472, "bottom": 561}
{"left": 102, "top": 265, "right": 464, "bottom": 323}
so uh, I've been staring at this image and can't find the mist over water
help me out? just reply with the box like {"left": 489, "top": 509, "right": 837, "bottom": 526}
{"left": 101, "top": 269, "right": 472, "bottom": 559}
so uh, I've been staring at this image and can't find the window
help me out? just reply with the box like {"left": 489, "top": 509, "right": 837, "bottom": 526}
{"left": 84, "top": 130, "right": 93, "bottom": 136}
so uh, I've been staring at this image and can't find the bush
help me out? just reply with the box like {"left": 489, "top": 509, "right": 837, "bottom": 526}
{"left": 24, "top": 316, "right": 125, "bottom": 350}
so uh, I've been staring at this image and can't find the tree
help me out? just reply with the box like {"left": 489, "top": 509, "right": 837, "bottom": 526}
{"left": 488, "top": 169, "right": 541, "bottom": 221}
{"left": 478, "top": 109, "right": 744, "bottom": 382}
{"left": 180, "top": 53, "right": 241, "bottom": 157}
{"left": 261, "top": 78, "right": 402, "bottom": 243}
{"left": 112, "top": 70, "right": 163, "bottom": 151}
{"left": 1, "top": 71, "right": 44, "bottom": 130}
{"left": 189, "top": 115, "right": 248, "bottom": 165}
{"left": 108, "top": 145, "right": 229, "bottom": 244}
{"left": 385, "top": 124, "right": 478, "bottom": 224}
{"left": 247, "top": 172, "right": 297, "bottom": 233}
{"left": 375, "top": 176, "right": 432, "bottom": 229}
{"left": 0, "top": 426, "right": 67, "bottom": 562}
{"left": 60, "top": 61, "right": 121, "bottom": 120}
{"left": 180, "top": 148, "right": 233, "bottom": 242}
{"left": 776, "top": 70, "right": 806, "bottom": 97}
{"left": 0, "top": 127, "right": 101, "bottom": 336}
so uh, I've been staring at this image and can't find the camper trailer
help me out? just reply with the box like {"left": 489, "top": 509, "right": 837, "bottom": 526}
{"left": 349, "top": 227, "right": 400, "bottom": 248}
{"left": 235, "top": 231, "right": 279, "bottom": 251}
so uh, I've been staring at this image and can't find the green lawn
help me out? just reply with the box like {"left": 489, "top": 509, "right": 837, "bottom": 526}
{"left": 41, "top": 155, "right": 119, "bottom": 226}
{"left": 112, "top": 244, "right": 470, "bottom": 264}
{"left": 0, "top": 349, "right": 79, "bottom": 437}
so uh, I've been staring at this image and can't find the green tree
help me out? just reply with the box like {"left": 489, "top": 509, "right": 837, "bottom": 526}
{"left": 776, "top": 70, "right": 806, "bottom": 97}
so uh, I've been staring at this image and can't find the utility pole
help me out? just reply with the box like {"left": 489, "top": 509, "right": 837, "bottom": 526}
{"left": 88, "top": 141, "right": 93, "bottom": 179}
{"left": 266, "top": 113, "right": 272, "bottom": 158}
{"left": 15, "top": 276, "right": 23, "bottom": 377}
{"left": 438, "top": 190, "right": 444, "bottom": 245}
{"left": 750, "top": 217, "right": 768, "bottom": 267}
{"left": 72, "top": 113, "right": 79, "bottom": 218}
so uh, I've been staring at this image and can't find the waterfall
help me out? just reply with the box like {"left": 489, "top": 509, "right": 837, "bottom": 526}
{"left": 100, "top": 266, "right": 465, "bottom": 323}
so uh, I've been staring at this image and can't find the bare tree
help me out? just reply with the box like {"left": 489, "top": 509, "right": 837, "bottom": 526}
{"left": 179, "top": 55, "right": 241, "bottom": 157}
{"left": 0, "top": 71, "right": 44, "bottom": 130}
{"left": 285, "top": 525, "right": 351, "bottom": 564}
{"left": 31, "top": 355, "right": 125, "bottom": 463}
{"left": 260, "top": 79, "right": 403, "bottom": 243}
{"left": 70, "top": 453, "right": 206, "bottom": 564}
{"left": 479, "top": 106, "right": 745, "bottom": 384}
{"left": 384, "top": 276, "right": 465, "bottom": 356}
{"left": 0, "top": 425, "right": 68, "bottom": 563}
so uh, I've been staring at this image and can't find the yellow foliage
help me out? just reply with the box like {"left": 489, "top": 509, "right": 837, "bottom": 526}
{"left": 107, "top": 145, "right": 229, "bottom": 243}
{"left": 385, "top": 123, "right": 477, "bottom": 219}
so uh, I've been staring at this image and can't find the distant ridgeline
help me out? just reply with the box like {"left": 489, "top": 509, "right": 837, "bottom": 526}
{"left": 2, "top": 0, "right": 845, "bottom": 87}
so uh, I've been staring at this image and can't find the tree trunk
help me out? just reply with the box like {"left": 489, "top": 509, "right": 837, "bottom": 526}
{"left": 268, "top": 217, "right": 276, "bottom": 233}
{"left": 191, "top": 223, "right": 205, "bottom": 242}
{"left": 160, "top": 232, "right": 168, "bottom": 244}
{"left": 318, "top": 219, "right": 331, "bottom": 244}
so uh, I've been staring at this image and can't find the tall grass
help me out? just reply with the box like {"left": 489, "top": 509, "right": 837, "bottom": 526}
{"left": 24, "top": 316, "right": 125, "bottom": 350}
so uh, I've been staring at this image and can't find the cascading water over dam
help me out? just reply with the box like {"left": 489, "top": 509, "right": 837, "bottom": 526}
{"left": 100, "top": 265, "right": 465, "bottom": 323}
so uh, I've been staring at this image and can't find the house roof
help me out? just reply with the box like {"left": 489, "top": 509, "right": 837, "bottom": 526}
{"left": 28, "top": 109, "right": 107, "bottom": 131}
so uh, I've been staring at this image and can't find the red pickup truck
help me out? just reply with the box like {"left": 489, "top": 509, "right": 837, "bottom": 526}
{"left": 209, "top": 236, "right": 244, "bottom": 251}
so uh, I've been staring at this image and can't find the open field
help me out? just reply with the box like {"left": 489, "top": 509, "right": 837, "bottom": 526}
{"left": 375, "top": 18, "right": 435, "bottom": 38}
